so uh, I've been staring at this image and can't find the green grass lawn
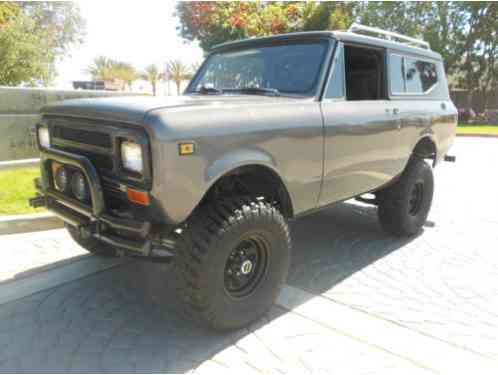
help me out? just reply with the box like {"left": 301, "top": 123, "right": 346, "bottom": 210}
{"left": 0, "top": 167, "right": 45, "bottom": 215}
{"left": 457, "top": 124, "right": 498, "bottom": 135}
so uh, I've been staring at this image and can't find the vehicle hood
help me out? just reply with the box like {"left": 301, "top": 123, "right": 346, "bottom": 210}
{"left": 41, "top": 94, "right": 304, "bottom": 125}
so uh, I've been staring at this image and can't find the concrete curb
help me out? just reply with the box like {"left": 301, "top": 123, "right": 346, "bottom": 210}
{"left": 456, "top": 133, "right": 498, "bottom": 138}
{"left": 0, "top": 212, "right": 63, "bottom": 235}
{"left": 0, "top": 158, "right": 40, "bottom": 171}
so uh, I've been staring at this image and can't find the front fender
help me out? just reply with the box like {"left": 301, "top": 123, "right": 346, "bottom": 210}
{"left": 206, "top": 148, "right": 277, "bottom": 183}
{"left": 153, "top": 144, "right": 291, "bottom": 225}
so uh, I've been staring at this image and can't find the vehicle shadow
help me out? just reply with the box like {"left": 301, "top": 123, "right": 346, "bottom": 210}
{"left": 287, "top": 200, "right": 422, "bottom": 295}
{"left": 2, "top": 254, "right": 91, "bottom": 283}
{"left": 0, "top": 201, "right": 423, "bottom": 372}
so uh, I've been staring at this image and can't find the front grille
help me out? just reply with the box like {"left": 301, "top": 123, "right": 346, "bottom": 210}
{"left": 57, "top": 146, "right": 114, "bottom": 172}
{"left": 102, "top": 179, "right": 123, "bottom": 196}
{"left": 45, "top": 116, "right": 151, "bottom": 197}
{"left": 52, "top": 126, "right": 112, "bottom": 148}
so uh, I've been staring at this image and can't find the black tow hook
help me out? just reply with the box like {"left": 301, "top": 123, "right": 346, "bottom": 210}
{"left": 444, "top": 154, "right": 456, "bottom": 162}
{"left": 150, "top": 246, "right": 175, "bottom": 259}
{"left": 115, "top": 244, "right": 175, "bottom": 263}
{"left": 115, "top": 235, "right": 179, "bottom": 263}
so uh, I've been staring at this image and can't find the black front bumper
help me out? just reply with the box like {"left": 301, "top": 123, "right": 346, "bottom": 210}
{"left": 31, "top": 148, "right": 174, "bottom": 260}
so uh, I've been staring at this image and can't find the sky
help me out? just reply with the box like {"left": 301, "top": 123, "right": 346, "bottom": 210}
{"left": 54, "top": 0, "right": 204, "bottom": 92}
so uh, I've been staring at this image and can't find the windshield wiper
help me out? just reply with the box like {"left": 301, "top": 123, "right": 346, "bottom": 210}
{"left": 225, "top": 87, "right": 281, "bottom": 97}
{"left": 195, "top": 85, "right": 223, "bottom": 95}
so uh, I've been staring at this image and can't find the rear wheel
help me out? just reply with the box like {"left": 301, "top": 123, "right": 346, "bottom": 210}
{"left": 174, "top": 198, "right": 291, "bottom": 331}
{"left": 65, "top": 223, "right": 117, "bottom": 257}
{"left": 377, "top": 158, "right": 434, "bottom": 237}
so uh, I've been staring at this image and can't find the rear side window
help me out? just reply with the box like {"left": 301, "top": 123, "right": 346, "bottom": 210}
{"left": 405, "top": 57, "right": 438, "bottom": 93}
{"left": 389, "top": 54, "right": 438, "bottom": 95}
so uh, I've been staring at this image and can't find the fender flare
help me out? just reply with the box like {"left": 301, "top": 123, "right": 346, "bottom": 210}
{"left": 413, "top": 133, "right": 438, "bottom": 166}
{"left": 200, "top": 148, "right": 294, "bottom": 216}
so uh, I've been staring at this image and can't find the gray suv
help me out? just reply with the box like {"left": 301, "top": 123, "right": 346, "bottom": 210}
{"left": 30, "top": 24, "right": 457, "bottom": 330}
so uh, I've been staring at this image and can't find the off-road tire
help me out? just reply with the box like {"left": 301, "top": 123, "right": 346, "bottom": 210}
{"left": 65, "top": 223, "right": 117, "bottom": 257}
{"left": 174, "top": 198, "right": 291, "bottom": 331}
{"left": 377, "top": 158, "right": 434, "bottom": 237}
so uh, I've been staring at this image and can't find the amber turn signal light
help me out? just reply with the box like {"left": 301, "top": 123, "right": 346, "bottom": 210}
{"left": 179, "top": 142, "right": 195, "bottom": 155}
{"left": 127, "top": 188, "right": 150, "bottom": 206}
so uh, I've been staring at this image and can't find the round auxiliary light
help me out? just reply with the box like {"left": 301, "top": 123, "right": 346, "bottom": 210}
{"left": 71, "top": 171, "right": 89, "bottom": 202}
{"left": 54, "top": 166, "right": 70, "bottom": 192}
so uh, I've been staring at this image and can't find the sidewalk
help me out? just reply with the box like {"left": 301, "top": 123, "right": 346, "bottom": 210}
{"left": 0, "top": 223, "right": 496, "bottom": 373}
{"left": 0, "top": 233, "right": 436, "bottom": 374}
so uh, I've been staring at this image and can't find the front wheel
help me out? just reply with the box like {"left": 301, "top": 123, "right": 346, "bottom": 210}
{"left": 377, "top": 158, "right": 434, "bottom": 237}
{"left": 174, "top": 198, "right": 291, "bottom": 331}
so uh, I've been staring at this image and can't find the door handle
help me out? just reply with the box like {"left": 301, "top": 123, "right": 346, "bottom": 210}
{"left": 392, "top": 108, "right": 400, "bottom": 115}
{"left": 441, "top": 102, "right": 447, "bottom": 110}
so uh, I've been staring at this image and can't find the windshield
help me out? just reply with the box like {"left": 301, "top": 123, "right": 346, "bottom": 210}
{"left": 188, "top": 40, "right": 330, "bottom": 97}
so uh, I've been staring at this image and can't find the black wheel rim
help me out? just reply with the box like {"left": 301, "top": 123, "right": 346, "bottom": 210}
{"left": 408, "top": 182, "right": 424, "bottom": 216}
{"left": 224, "top": 235, "right": 269, "bottom": 298}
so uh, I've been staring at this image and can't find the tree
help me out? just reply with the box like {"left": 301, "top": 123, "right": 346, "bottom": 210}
{"left": 0, "top": 1, "right": 84, "bottom": 86}
{"left": 141, "top": 65, "right": 163, "bottom": 96}
{"left": 356, "top": 2, "right": 465, "bottom": 76}
{"left": 18, "top": 2, "right": 85, "bottom": 59}
{"left": 0, "top": 12, "right": 52, "bottom": 86}
{"left": 454, "top": 2, "right": 498, "bottom": 109}
{"left": 176, "top": 2, "right": 354, "bottom": 51}
{"left": 86, "top": 56, "right": 116, "bottom": 81}
{"left": 111, "top": 62, "right": 138, "bottom": 90}
{"left": 166, "top": 60, "right": 193, "bottom": 95}
{"left": 0, "top": 2, "right": 19, "bottom": 28}
{"left": 302, "top": 2, "right": 354, "bottom": 31}
{"left": 86, "top": 57, "right": 138, "bottom": 90}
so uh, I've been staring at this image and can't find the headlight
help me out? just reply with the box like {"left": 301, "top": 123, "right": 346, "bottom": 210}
{"left": 38, "top": 126, "right": 50, "bottom": 148}
{"left": 54, "top": 166, "right": 70, "bottom": 192}
{"left": 121, "top": 140, "right": 143, "bottom": 173}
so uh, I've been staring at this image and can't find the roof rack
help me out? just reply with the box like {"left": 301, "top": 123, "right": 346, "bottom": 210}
{"left": 347, "top": 23, "right": 430, "bottom": 50}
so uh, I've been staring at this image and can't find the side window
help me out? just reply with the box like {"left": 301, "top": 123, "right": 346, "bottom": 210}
{"left": 343, "top": 45, "right": 387, "bottom": 101}
{"left": 389, "top": 54, "right": 405, "bottom": 94}
{"left": 324, "top": 44, "right": 344, "bottom": 99}
{"left": 405, "top": 57, "right": 438, "bottom": 93}
{"left": 389, "top": 54, "right": 438, "bottom": 95}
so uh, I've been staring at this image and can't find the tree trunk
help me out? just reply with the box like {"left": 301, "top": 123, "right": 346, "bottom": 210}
{"left": 466, "top": 89, "right": 473, "bottom": 109}
{"left": 152, "top": 82, "right": 156, "bottom": 96}
{"left": 176, "top": 80, "right": 181, "bottom": 95}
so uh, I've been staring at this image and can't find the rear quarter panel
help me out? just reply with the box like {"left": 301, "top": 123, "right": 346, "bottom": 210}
{"left": 390, "top": 55, "right": 457, "bottom": 169}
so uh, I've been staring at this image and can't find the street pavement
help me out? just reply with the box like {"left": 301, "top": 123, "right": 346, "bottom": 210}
{"left": 0, "top": 137, "right": 497, "bottom": 373}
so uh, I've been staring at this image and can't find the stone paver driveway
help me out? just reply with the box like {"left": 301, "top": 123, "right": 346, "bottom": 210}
{"left": 0, "top": 137, "right": 497, "bottom": 373}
